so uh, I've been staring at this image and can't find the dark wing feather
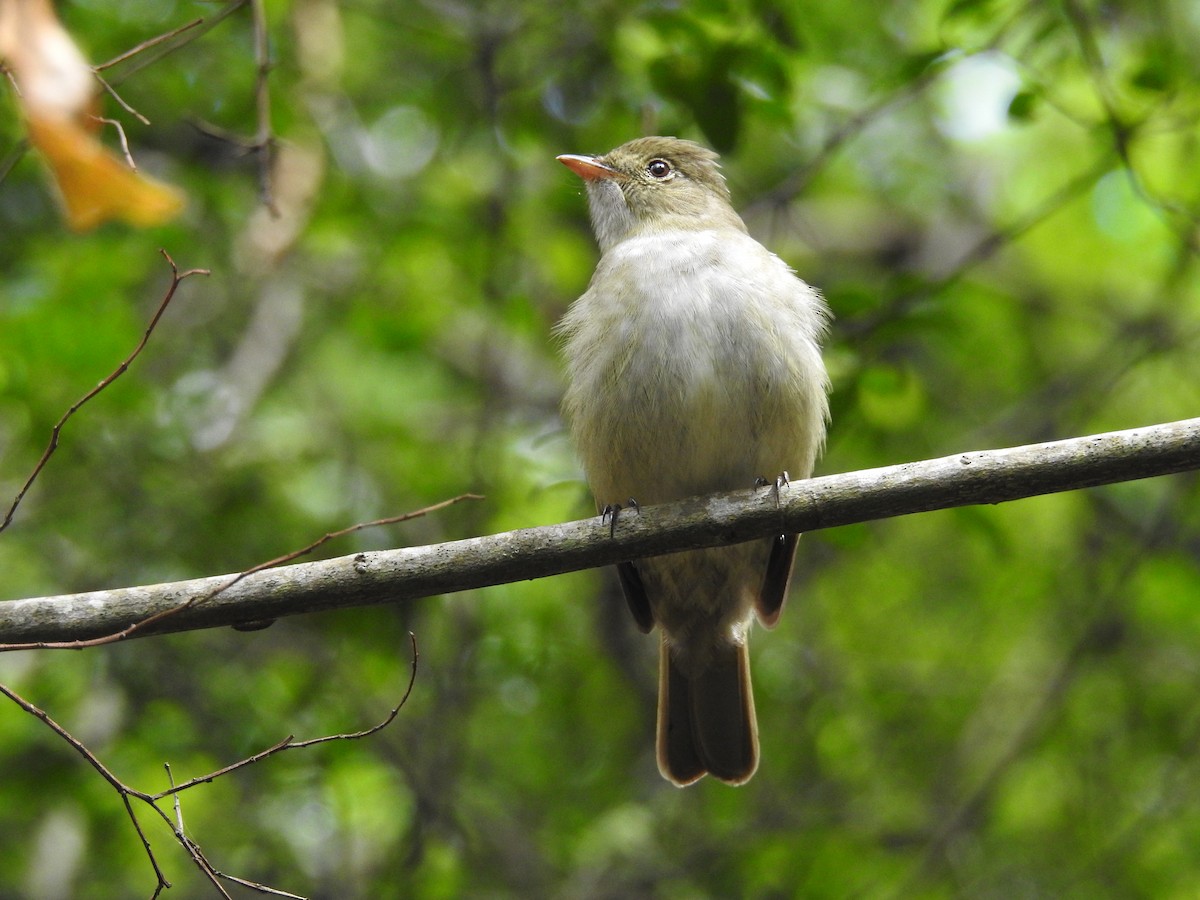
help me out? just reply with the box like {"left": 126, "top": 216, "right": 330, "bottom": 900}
{"left": 756, "top": 533, "right": 798, "bottom": 628}
{"left": 616, "top": 561, "right": 654, "bottom": 633}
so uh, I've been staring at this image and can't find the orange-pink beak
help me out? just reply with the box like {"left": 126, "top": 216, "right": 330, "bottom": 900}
{"left": 557, "top": 154, "right": 619, "bottom": 181}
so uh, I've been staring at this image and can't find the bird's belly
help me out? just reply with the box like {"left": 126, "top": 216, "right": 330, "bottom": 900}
{"left": 590, "top": 314, "right": 791, "bottom": 505}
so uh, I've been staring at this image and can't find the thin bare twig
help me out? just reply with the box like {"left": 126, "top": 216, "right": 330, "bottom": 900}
{"left": 0, "top": 250, "right": 208, "bottom": 536}
{"left": 0, "top": 682, "right": 142, "bottom": 794}
{"left": 95, "top": 17, "right": 205, "bottom": 71}
{"left": 90, "top": 115, "right": 138, "bottom": 167}
{"left": 215, "top": 874, "right": 305, "bottom": 900}
{"left": 122, "top": 792, "right": 172, "bottom": 893}
{"left": 86, "top": 12, "right": 237, "bottom": 129}
{"left": 89, "top": 15, "right": 213, "bottom": 126}
{"left": 1, "top": 63, "right": 20, "bottom": 95}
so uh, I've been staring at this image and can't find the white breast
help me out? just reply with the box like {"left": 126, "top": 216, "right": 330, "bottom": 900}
{"left": 558, "top": 228, "right": 828, "bottom": 507}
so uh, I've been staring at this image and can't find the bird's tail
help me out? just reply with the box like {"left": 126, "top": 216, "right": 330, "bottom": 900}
{"left": 656, "top": 634, "right": 759, "bottom": 786}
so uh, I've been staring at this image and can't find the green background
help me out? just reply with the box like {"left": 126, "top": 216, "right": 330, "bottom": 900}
{"left": 2, "top": 0, "right": 1200, "bottom": 896}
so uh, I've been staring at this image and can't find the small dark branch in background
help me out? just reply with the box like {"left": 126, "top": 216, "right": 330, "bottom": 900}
{"left": 843, "top": 156, "right": 1112, "bottom": 341}
{"left": 745, "top": 17, "right": 1036, "bottom": 223}
{"left": 746, "top": 58, "right": 946, "bottom": 216}
{"left": 0, "top": 137, "right": 27, "bottom": 183}
{"left": 250, "top": 0, "right": 277, "bottom": 213}
{"left": 1, "top": 68, "right": 27, "bottom": 183}
{"left": 177, "top": 1, "right": 277, "bottom": 211}
{"left": 1060, "top": 0, "right": 1200, "bottom": 253}
{"left": 0, "top": 251, "right": 208, "bottom": 536}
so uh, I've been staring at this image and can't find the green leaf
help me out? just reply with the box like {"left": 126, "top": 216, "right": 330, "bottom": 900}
{"left": 1007, "top": 89, "right": 1039, "bottom": 121}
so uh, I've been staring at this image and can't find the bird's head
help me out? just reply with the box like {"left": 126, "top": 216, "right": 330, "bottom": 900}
{"left": 558, "top": 136, "right": 745, "bottom": 252}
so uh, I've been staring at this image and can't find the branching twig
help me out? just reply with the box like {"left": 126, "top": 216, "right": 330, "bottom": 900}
{"left": 87, "top": 15, "right": 228, "bottom": 132}
{"left": 100, "top": 3, "right": 250, "bottom": 85}
{"left": 0, "top": 635, "right": 419, "bottom": 897}
{"left": 83, "top": 11, "right": 243, "bottom": 137}
{"left": 153, "top": 633, "right": 420, "bottom": 798}
{"left": 0, "top": 251, "right": 208, "bottom": 536}
{"left": 177, "top": 1, "right": 277, "bottom": 209}
{"left": 0, "top": 680, "right": 173, "bottom": 894}
{"left": 92, "top": 73, "right": 151, "bottom": 126}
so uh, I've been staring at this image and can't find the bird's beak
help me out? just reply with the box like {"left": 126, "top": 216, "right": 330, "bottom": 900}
{"left": 557, "top": 154, "right": 620, "bottom": 181}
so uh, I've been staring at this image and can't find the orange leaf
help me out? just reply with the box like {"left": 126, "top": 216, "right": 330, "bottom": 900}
{"left": 26, "top": 114, "right": 184, "bottom": 231}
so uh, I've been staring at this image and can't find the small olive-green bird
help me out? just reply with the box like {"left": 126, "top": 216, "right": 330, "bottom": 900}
{"left": 556, "top": 137, "right": 829, "bottom": 785}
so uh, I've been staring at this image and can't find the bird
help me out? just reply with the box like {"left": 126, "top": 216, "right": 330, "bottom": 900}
{"left": 555, "top": 136, "right": 829, "bottom": 785}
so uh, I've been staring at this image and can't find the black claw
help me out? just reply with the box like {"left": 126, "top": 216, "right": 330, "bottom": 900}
{"left": 773, "top": 471, "right": 792, "bottom": 507}
{"left": 602, "top": 503, "right": 622, "bottom": 537}
{"left": 753, "top": 476, "right": 771, "bottom": 489}
{"left": 626, "top": 497, "right": 640, "bottom": 514}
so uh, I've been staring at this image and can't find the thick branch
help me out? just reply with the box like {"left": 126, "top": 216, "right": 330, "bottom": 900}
{"left": 2, "top": 418, "right": 1197, "bottom": 645}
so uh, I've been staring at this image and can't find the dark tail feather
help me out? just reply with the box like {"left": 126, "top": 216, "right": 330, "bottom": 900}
{"left": 657, "top": 636, "right": 759, "bottom": 786}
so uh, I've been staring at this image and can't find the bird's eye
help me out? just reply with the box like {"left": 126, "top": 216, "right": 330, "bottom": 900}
{"left": 647, "top": 159, "right": 672, "bottom": 179}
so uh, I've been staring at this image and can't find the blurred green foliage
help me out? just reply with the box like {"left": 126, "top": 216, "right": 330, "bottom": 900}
{"left": 2, "top": 0, "right": 1200, "bottom": 896}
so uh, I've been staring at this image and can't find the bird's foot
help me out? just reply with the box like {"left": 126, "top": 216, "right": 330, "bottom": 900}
{"left": 755, "top": 472, "right": 791, "bottom": 505}
{"left": 601, "top": 498, "right": 640, "bottom": 537}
